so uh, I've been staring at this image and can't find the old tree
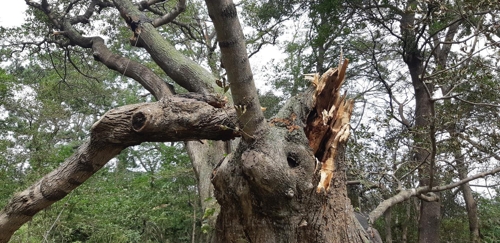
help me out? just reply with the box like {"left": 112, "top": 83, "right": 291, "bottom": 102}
{"left": 0, "top": 0, "right": 371, "bottom": 242}
{"left": 1, "top": 0, "right": 500, "bottom": 242}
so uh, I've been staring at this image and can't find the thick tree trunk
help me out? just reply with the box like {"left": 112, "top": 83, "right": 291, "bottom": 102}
{"left": 210, "top": 62, "right": 370, "bottom": 242}
{"left": 211, "top": 127, "right": 365, "bottom": 243}
{"left": 406, "top": 57, "right": 440, "bottom": 242}
{"left": 412, "top": 70, "right": 441, "bottom": 243}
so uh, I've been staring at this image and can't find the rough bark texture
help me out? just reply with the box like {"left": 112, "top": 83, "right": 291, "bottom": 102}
{"left": 210, "top": 62, "right": 370, "bottom": 243}
{"left": 401, "top": 3, "right": 441, "bottom": 242}
{"left": 2, "top": 1, "right": 234, "bottom": 242}
{"left": 205, "top": 0, "right": 266, "bottom": 140}
{"left": 0, "top": 141, "right": 123, "bottom": 243}
{"left": 0, "top": 0, "right": 408, "bottom": 242}
{"left": 211, "top": 120, "right": 365, "bottom": 243}
{"left": 114, "top": 0, "right": 217, "bottom": 95}
{"left": 0, "top": 95, "right": 237, "bottom": 243}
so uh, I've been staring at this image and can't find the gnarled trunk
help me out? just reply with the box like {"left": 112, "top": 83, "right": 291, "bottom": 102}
{"left": 210, "top": 61, "right": 371, "bottom": 242}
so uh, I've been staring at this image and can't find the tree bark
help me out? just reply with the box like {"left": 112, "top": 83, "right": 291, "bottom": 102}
{"left": 384, "top": 207, "right": 392, "bottom": 243}
{"left": 205, "top": 0, "right": 266, "bottom": 139}
{"left": 456, "top": 154, "right": 481, "bottom": 243}
{"left": 0, "top": 95, "right": 237, "bottom": 243}
{"left": 402, "top": 201, "right": 410, "bottom": 243}
{"left": 6, "top": 1, "right": 500, "bottom": 242}
{"left": 211, "top": 117, "right": 366, "bottom": 243}
{"left": 113, "top": 0, "right": 217, "bottom": 95}
{"left": 400, "top": 3, "right": 441, "bottom": 242}
{"left": 210, "top": 62, "right": 370, "bottom": 242}
{"left": 186, "top": 140, "right": 233, "bottom": 242}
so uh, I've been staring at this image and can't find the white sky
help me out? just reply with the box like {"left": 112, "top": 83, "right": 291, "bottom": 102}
{"left": 0, "top": 1, "right": 26, "bottom": 28}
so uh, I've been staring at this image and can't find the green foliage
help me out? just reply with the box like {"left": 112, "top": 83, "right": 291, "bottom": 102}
{"left": 479, "top": 193, "right": 500, "bottom": 242}
{"left": 9, "top": 144, "right": 200, "bottom": 243}
{"left": 1, "top": 27, "right": 199, "bottom": 241}
{"left": 258, "top": 90, "right": 282, "bottom": 118}
{"left": 241, "top": 0, "right": 303, "bottom": 26}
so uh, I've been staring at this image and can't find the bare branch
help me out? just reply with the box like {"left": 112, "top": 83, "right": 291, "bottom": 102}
{"left": 460, "top": 134, "right": 500, "bottom": 161}
{"left": 24, "top": 0, "right": 174, "bottom": 100}
{"left": 424, "top": 44, "right": 493, "bottom": 81}
{"left": 369, "top": 166, "right": 500, "bottom": 224}
{"left": 172, "top": 20, "right": 207, "bottom": 46}
{"left": 138, "top": 0, "right": 165, "bottom": 15}
{"left": 68, "top": 0, "right": 97, "bottom": 25}
{"left": 152, "top": 0, "right": 186, "bottom": 27}
{"left": 368, "top": 29, "right": 411, "bottom": 128}
{"left": 65, "top": 47, "right": 101, "bottom": 83}
{"left": 90, "top": 37, "right": 174, "bottom": 100}
{"left": 454, "top": 96, "right": 500, "bottom": 108}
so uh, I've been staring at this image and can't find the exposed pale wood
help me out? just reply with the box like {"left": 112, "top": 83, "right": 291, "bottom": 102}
{"left": 304, "top": 59, "right": 354, "bottom": 193}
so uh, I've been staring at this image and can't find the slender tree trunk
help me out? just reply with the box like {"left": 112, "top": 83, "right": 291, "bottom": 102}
{"left": 440, "top": 87, "right": 480, "bottom": 242}
{"left": 384, "top": 207, "right": 392, "bottom": 243}
{"left": 401, "top": 201, "right": 410, "bottom": 243}
{"left": 192, "top": 194, "right": 197, "bottom": 243}
{"left": 456, "top": 154, "right": 481, "bottom": 243}
{"left": 186, "top": 141, "right": 230, "bottom": 242}
{"left": 443, "top": 125, "right": 480, "bottom": 242}
{"left": 401, "top": 5, "right": 441, "bottom": 240}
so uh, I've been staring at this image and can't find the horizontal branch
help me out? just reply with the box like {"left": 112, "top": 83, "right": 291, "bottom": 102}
{"left": 455, "top": 96, "right": 500, "bottom": 108}
{"left": 0, "top": 94, "right": 237, "bottom": 243}
{"left": 92, "top": 94, "right": 238, "bottom": 145}
{"left": 368, "top": 166, "right": 500, "bottom": 224}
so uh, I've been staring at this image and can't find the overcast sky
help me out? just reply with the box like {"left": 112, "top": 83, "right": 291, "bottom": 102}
{"left": 0, "top": 1, "right": 26, "bottom": 28}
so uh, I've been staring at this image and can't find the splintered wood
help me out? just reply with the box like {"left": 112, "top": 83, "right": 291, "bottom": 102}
{"left": 305, "top": 59, "right": 354, "bottom": 194}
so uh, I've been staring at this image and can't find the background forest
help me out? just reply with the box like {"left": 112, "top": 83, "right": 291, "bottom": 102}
{"left": 1, "top": 0, "right": 500, "bottom": 242}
